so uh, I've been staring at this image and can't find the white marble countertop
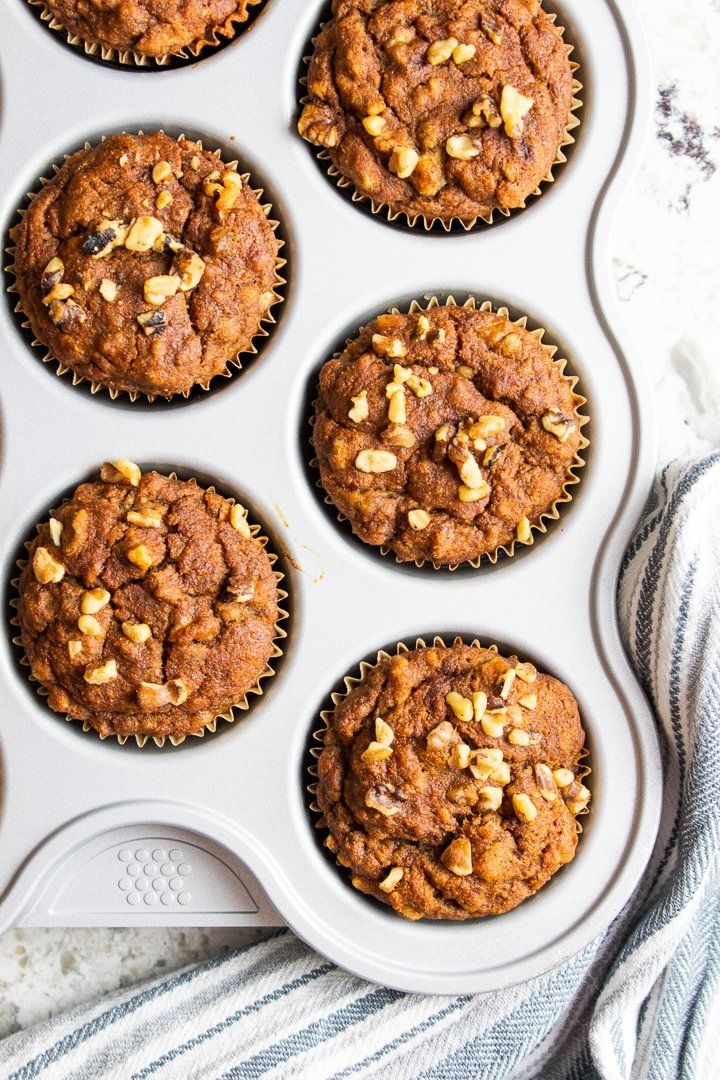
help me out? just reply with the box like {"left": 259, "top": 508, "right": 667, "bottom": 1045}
{"left": 1, "top": 0, "right": 719, "bottom": 1042}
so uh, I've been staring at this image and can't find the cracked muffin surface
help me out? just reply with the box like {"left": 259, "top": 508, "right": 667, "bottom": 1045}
{"left": 12, "top": 132, "right": 280, "bottom": 398}
{"left": 17, "top": 462, "right": 280, "bottom": 741}
{"left": 312, "top": 303, "right": 583, "bottom": 566}
{"left": 299, "top": 0, "right": 575, "bottom": 224}
{"left": 316, "top": 642, "right": 591, "bottom": 920}
{"left": 42, "top": 0, "right": 257, "bottom": 58}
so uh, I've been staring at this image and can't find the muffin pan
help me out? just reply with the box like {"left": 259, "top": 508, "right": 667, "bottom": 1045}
{"left": 0, "top": 0, "right": 662, "bottom": 994}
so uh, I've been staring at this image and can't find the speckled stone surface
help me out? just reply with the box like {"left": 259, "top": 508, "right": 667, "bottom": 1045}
{"left": 1, "top": 0, "right": 718, "bottom": 1039}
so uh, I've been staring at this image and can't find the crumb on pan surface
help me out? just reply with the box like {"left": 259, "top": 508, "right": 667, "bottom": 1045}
{"left": 316, "top": 642, "right": 591, "bottom": 921}
{"left": 41, "top": 0, "right": 256, "bottom": 57}
{"left": 17, "top": 462, "right": 280, "bottom": 741}
{"left": 312, "top": 303, "right": 583, "bottom": 566}
{"left": 299, "top": 0, "right": 575, "bottom": 223}
{"left": 12, "top": 132, "right": 280, "bottom": 398}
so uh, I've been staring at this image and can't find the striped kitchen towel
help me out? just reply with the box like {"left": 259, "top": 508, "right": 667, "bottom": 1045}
{"left": 1, "top": 453, "right": 718, "bottom": 1080}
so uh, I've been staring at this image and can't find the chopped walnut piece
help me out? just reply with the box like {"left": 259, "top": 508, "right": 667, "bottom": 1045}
{"left": 355, "top": 449, "right": 397, "bottom": 473}
{"left": 84, "top": 659, "right": 118, "bottom": 685}
{"left": 500, "top": 86, "right": 535, "bottom": 138}
{"left": 125, "top": 215, "right": 164, "bottom": 252}
{"left": 427, "top": 37, "right": 458, "bottom": 65}
{"left": 81, "top": 588, "right": 111, "bottom": 614}
{"left": 542, "top": 409, "right": 577, "bottom": 442}
{"left": 513, "top": 793, "right": 538, "bottom": 823}
{"left": 441, "top": 836, "right": 472, "bottom": 876}
{"left": 49, "top": 518, "right": 63, "bottom": 546}
{"left": 122, "top": 621, "right": 152, "bottom": 644}
{"left": 33, "top": 547, "right": 65, "bottom": 585}
{"left": 446, "top": 135, "right": 479, "bottom": 160}
{"left": 389, "top": 146, "right": 419, "bottom": 179}
{"left": 379, "top": 867, "right": 404, "bottom": 893}
{"left": 407, "top": 509, "right": 430, "bottom": 531}
{"left": 348, "top": 391, "right": 369, "bottom": 423}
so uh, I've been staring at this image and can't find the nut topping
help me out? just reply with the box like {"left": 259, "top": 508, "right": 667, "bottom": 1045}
{"left": 137, "top": 310, "right": 167, "bottom": 337}
{"left": 127, "top": 508, "right": 164, "bottom": 528}
{"left": 516, "top": 516, "right": 532, "bottom": 544}
{"left": 379, "top": 867, "right": 404, "bottom": 893}
{"left": 519, "top": 694, "right": 537, "bottom": 710}
{"left": 407, "top": 509, "right": 430, "bottom": 531}
{"left": 49, "top": 518, "right": 63, "bottom": 546}
{"left": 481, "top": 14, "right": 503, "bottom": 45}
{"left": 137, "top": 678, "right": 189, "bottom": 709}
{"left": 427, "top": 37, "right": 458, "bottom": 65}
{"left": 78, "top": 614, "right": 103, "bottom": 637}
{"left": 535, "top": 763, "right": 557, "bottom": 802}
{"left": 472, "top": 691, "right": 488, "bottom": 721}
{"left": 515, "top": 662, "right": 537, "bottom": 684}
{"left": 127, "top": 544, "right": 155, "bottom": 571}
{"left": 41, "top": 257, "right": 64, "bottom": 291}
{"left": 122, "top": 621, "right": 152, "bottom": 644}
{"left": 144, "top": 274, "right": 181, "bottom": 307}
{"left": 33, "top": 546, "right": 65, "bottom": 585}
{"left": 67, "top": 640, "right": 82, "bottom": 659}
{"left": 446, "top": 135, "right": 479, "bottom": 161}
{"left": 298, "top": 103, "right": 340, "bottom": 148}
{"left": 99, "top": 278, "right": 117, "bottom": 302}
{"left": 541, "top": 409, "right": 577, "bottom": 442}
{"left": 152, "top": 161, "right": 173, "bottom": 183}
{"left": 481, "top": 711, "right": 504, "bottom": 739}
{"left": 80, "top": 588, "right": 111, "bottom": 614}
{"left": 441, "top": 836, "right": 472, "bottom": 876}
{"left": 512, "top": 793, "right": 538, "bottom": 823}
{"left": 363, "top": 115, "right": 387, "bottom": 136}
{"left": 500, "top": 86, "right": 535, "bottom": 139}
{"left": 84, "top": 659, "right": 118, "bottom": 685}
{"left": 477, "top": 786, "right": 503, "bottom": 811}
{"left": 372, "top": 334, "right": 407, "bottom": 358}
{"left": 125, "top": 215, "right": 164, "bottom": 252}
{"left": 446, "top": 691, "right": 473, "bottom": 723}
{"left": 355, "top": 449, "right": 397, "bottom": 473}
{"left": 230, "top": 504, "right": 252, "bottom": 537}
{"left": 84, "top": 219, "right": 130, "bottom": 258}
{"left": 426, "top": 720, "right": 455, "bottom": 753}
{"left": 387, "top": 386, "right": 407, "bottom": 424}
{"left": 389, "top": 146, "right": 419, "bottom": 179}
{"left": 553, "top": 768, "right": 575, "bottom": 789}
{"left": 110, "top": 459, "right": 142, "bottom": 487}
{"left": 348, "top": 391, "right": 369, "bottom": 424}
{"left": 453, "top": 43, "right": 476, "bottom": 64}
{"left": 508, "top": 728, "right": 530, "bottom": 746}
{"left": 173, "top": 249, "right": 206, "bottom": 292}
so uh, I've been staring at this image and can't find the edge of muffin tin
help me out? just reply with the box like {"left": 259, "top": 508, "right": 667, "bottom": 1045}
{"left": 0, "top": 0, "right": 663, "bottom": 996}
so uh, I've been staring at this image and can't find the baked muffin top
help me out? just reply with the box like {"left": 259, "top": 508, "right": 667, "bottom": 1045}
{"left": 43, "top": 0, "right": 255, "bottom": 58}
{"left": 316, "top": 642, "right": 591, "bottom": 920}
{"left": 12, "top": 132, "right": 280, "bottom": 399}
{"left": 299, "top": 0, "right": 575, "bottom": 224}
{"left": 17, "top": 463, "right": 280, "bottom": 742}
{"left": 312, "top": 304, "right": 583, "bottom": 566}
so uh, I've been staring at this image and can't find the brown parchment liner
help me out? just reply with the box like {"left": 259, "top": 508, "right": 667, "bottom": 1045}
{"left": 9, "top": 472, "right": 289, "bottom": 748}
{"left": 27, "top": 0, "right": 266, "bottom": 67}
{"left": 299, "top": 12, "right": 583, "bottom": 232}
{"left": 5, "top": 131, "right": 287, "bottom": 403}
{"left": 309, "top": 295, "right": 589, "bottom": 571}
{"left": 307, "top": 636, "right": 593, "bottom": 915}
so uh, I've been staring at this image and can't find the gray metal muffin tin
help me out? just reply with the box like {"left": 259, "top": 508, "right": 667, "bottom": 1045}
{"left": 0, "top": 0, "right": 662, "bottom": 994}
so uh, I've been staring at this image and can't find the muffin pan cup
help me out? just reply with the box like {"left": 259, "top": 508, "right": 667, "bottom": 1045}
{"left": 309, "top": 294, "right": 589, "bottom": 569}
{"left": 27, "top": 0, "right": 268, "bottom": 68}
{"left": 299, "top": 6, "right": 583, "bottom": 232}
{"left": 0, "top": 0, "right": 662, "bottom": 995}
{"left": 5, "top": 132, "right": 288, "bottom": 402}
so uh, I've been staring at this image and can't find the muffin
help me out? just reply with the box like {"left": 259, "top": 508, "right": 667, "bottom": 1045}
{"left": 315, "top": 641, "right": 591, "bottom": 921}
{"left": 40, "top": 0, "right": 261, "bottom": 60}
{"left": 17, "top": 461, "right": 282, "bottom": 743}
{"left": 11, "top": 132, "right": 281, "bottom": 399}
{"left": 299, "top": 0, "right": 577, "bottom": 225}
{"left": 312, "top": 301, "right": 585, "bottom": 566}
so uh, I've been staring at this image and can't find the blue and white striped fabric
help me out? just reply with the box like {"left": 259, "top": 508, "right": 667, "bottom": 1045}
{"left": 2, "top": 454, "right": 718, "bottom": 1080}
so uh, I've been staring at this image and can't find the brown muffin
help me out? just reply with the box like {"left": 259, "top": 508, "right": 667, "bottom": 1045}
{"left": 299, "top": 0, "right": 576, "bottom": 225}
{"left": 316, "top": 642, "right": 591, "bottom": 921}
{"left": 42, "top": 0, "right": 259, "bottom": 59}
{"left": 17, "top": 461, "right": 281, "bottom": 743}
{"left": 11, "top": 132, "right": 281, "bottom": 399}
{"left": 312, "top": 303, "right": 584, "bottom": 566}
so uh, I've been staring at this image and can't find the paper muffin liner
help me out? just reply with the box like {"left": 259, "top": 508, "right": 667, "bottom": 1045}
{"left": 299, "top": 11, "right": 583, "bottom": 232}
{"left": 307, "top": 636, "right": 593, "bottom": 876}
{"left": 5, "top": 130, "right": 287, "bottom": 403}
{"left": 9, "top": 470, "right": 289, "bottom": 748}
{"left": 27, "top": 0, "right": 266, "bottom": 68}
{"left": 309, "top": 294, "right": 589, "bottom": 571}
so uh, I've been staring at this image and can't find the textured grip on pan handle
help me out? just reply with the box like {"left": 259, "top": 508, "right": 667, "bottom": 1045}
{"left": 16, "top": 827, "right": 284, "bottom": 928}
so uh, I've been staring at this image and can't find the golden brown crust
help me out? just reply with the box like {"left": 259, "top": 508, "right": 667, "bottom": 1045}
{"left": 42, "top": 0, "right": 255, "bottom": 58}
{"left": 17, "top": 466, "right": 280, "bottom": 741}
{"left": 316, "top": 642, "right": 589, "bottom": 920}
{"left": 12, "top": 132, "right": 280, "bottom": 398}
{"left": 299, "top": 0, "right": 575, "bottom": 224}
{"left": 312, "top": 304, "right": 583, "bottom": 566}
